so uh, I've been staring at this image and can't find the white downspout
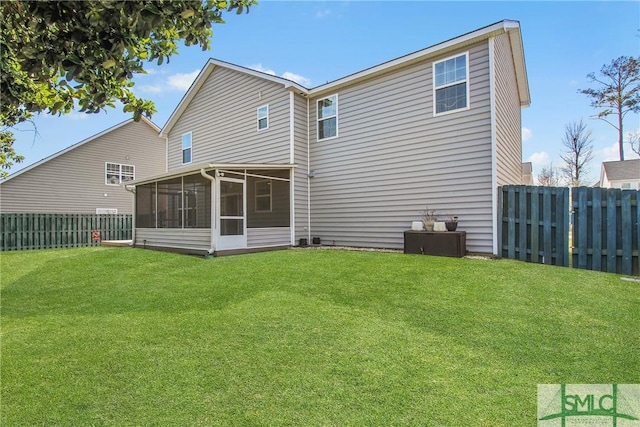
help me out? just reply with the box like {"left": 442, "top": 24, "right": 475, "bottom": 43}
{"left": 307, "top": 96, "right": 311, "bottom": 243}
{"left": 289, "top": 91, "right": 296, "bottom": 246}
{"left": 125, "top": 185, "right": 136, "bottom": 246}
{"left": 200, "top": 169, "right": 216, "bottom": 255}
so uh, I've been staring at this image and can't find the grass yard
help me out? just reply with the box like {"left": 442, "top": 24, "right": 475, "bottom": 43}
{"left": 1, "top": 247, "right": 638, "bottom": 426}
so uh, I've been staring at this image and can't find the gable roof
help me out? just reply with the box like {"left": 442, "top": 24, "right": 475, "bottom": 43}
{"left": 1, "top": 116, "right": 161, "bottom": 183}
{"left": 601, "top": 159, "right": 640, "bottom": 182}
{"left": 161, "top": 19, "right": 529, "bottom": 137}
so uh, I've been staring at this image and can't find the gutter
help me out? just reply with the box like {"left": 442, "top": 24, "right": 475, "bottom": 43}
{"left": 200, "top": 168, "right": 216, "bottom": 255}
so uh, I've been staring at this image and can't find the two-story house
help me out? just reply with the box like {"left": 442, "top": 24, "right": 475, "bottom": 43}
{"left": 129, "top": 20, "right": 530, "bottom": 256}
{"left": 0, "top": 117, "right": 165, "bottom": 214}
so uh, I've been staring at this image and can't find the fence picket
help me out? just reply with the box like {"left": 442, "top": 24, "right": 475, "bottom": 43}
{"left": 530, "top": 186, "right": 540, "bottom": 263}
{"left": 606, "top": 190, "right": 617, "bottom": 273}
{"left": 621, "top": 192, "right": 632, "bottom": 275}
{"left": 591, "top": 188, "right": 602, "bottom": 271}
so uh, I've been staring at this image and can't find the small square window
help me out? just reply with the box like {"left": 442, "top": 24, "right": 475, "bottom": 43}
{"left": 105, "top": 162, "right": 135, "bottom": 185}
{"left": 257, "top": 105, "right": 269, "bottom": 130}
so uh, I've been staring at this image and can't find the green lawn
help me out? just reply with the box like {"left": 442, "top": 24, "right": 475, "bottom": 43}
{"left": 1, "top": 247, "right": 638, "bottom": 426}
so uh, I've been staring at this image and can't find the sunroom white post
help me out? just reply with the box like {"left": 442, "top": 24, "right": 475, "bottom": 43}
{"left": 200, "top": 169, "right": 216, "bottom": 254}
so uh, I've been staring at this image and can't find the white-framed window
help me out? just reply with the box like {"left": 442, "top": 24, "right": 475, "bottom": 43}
{"left": 255, "top": 180, "right": 272, "bottom": 212}
{"left": 433, "top": 52, "right": 469, "bottom": 116}
{"left": 105, "top": 162, "right": 135, "bottom": 185}
{"left": 317, "top": 94, "right": 338, "bottom": 140}
{"left": 182, "top": 132, "right": 192, "bottom": 164}
{"left": 257, "top": 105, "right": 269, "bottom": 131}
{"left": 621, "top": 183, "right": 631, "bottom": 189}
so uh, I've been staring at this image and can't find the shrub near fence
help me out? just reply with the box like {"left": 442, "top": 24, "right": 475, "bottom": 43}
{"left": 0, "top": 213, "right": 132, "bottom": 251}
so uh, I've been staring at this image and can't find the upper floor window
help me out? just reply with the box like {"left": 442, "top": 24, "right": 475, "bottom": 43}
{"left": 257, "top": 105, "right": 269, "bottom": 130}
{"left": 182, "top": 132, "right": 192, "bottom": 164}
{"left": 105, "top": 162, "right": 134, "bottom": 185}
{"left": 318, "top": 94, "right": 338, "bottom": 140}
{"left": 433, "top": 53, "right": 469, "bottom": 115}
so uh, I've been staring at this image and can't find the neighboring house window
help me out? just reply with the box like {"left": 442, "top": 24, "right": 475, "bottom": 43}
{"left": 96, "top": 208, "right": 118, "bottom": 214}
{"left": 433, "top": 53, "right": 469, "bottom": 115}
{"left": 621, "top": 183, "right": 631, "bottom": 189}
{"left": 255, "top": 180, "right": 272, "bottom": 212}
{"left": 105, "top": 162, "right": 135, "bottom": 185}
{"left": 318, "top": 94, "right": 338, "bottom": 140}
{"left": 182, "top": 132, "right": 192, "bottom": 164}
{"left": 257, "top": 105, "right": 269, "bottom": 130}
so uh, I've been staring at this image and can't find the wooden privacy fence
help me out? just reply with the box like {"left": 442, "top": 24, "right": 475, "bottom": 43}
{"left": 499, "top": 185, "right": 640, "bottom": 276}
{"left": 0, "top": 213, "right": 132, "bottom": 251}
{"left": 572, "top": 187, "right": 639, "bottom": 276}
{"left": 498, "top": 185, "right": 570, "bottom": 267}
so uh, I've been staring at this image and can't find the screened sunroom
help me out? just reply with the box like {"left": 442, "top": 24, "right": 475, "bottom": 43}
{"left": 130, "top": 165, "right": 293, "bottom": 255}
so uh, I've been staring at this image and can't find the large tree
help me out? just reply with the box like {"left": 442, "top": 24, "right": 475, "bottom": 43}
{"left": 579, "top": 55, "right": 640, "bottom": 161}
{"left": 560, "top": 119, "right": 594, "bottom": 187}
{"left": 0, "top": 0, "right": 255, "bottom": 176}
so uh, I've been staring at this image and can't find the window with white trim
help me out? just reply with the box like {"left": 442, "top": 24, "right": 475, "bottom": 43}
{"left": 105, "top": 162, "right": 135, "bottom": 185}
{"left": 318, "top": 94, "right": 338, "bottom": 140}
{"left": 182, "top": 132, "right": 192, "bottom": 164}
{"left": 433, "top": 53, "right": 469, "bottom": 115}
{"left": 257, "top": 105, "right": 269, "bottom": 130}
{"left": 255, "top": 180, "right": 272, "bottom": 212}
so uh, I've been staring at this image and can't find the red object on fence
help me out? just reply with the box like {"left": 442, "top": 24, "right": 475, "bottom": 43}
{"left": 91, "top": 230, "right": 101, "bottom": 242}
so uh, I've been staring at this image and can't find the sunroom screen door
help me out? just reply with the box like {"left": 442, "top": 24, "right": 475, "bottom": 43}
{"left": 217, "top": 177, "right": 246, "bottom": 250}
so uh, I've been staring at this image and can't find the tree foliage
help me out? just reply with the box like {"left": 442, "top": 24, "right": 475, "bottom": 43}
{"left": 0, "top": 0, "right": 255, "bottom": 177}
{"left": 560, "top": 119, "right": 594, "bottom": 187}
{"left": 579, "top": 56, "right": 640, "bottom": 161}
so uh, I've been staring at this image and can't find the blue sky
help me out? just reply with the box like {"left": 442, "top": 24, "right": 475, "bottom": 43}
{"left": 10, "top": 1, "right": 640, "bottom": 183}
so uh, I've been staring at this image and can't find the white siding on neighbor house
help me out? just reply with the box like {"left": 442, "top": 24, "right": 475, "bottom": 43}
{"left": 247, "top": 227, "right": 291, "bottom": 247}
{"left": 493, "top": 33, "right": 523, "bottom": 186}
{"left": 308, "top": 41, "right": 494, "bottom": 253}
{"left": 167, "top": 66, "right": 291, "bottom": 171}
{"left": 0, "top": 120, "right": 164, "bottom": 214}
{"left": 293, "top": 93, "right": 310, "bottom": 244}
{"left": 135, "top": 228, "right": 211, "bottom": 251}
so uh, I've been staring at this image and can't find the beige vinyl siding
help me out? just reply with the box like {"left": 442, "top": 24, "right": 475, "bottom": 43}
{"left": 494, "top": 33, "right": 523, "bottom": 185}
{"left": 247, "top": 227, "right": 290, "bottom": 247}
{"left": 135, "top": 228, "right": 211, "bottom": 251}
{"left": 293, "top": 93, "right": 309, "bottom": 244}
{"left": 167, "top": 66, "right": 291, "bottom": 170}
{"left": 0, "top": 120, "right": 164, "bottom": 214}
{"left": 308, "top": 41, "right": 494, "bottom": 253}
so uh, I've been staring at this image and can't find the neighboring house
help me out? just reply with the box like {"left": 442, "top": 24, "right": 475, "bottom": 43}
{"left": 521, "top": 162, "right": 534, "bottom": 185}
{"left": 598, "top": 159, "right": 640, "bottom": 190}
{"left": 129, "top": 20, "right": 530, "bottom": 255}
{"left": 0, "top": 117, "right": 165, "bottom": 214}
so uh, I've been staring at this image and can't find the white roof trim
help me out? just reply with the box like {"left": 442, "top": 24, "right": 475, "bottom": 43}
{"left": 160, "top": 59, "right": 307, "bottom": 137}
{"left": 1, "top": 116, "right": 161, "bottom": 183}
{"left": 128, "top": 162, "right": 296, "bottom": 186}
